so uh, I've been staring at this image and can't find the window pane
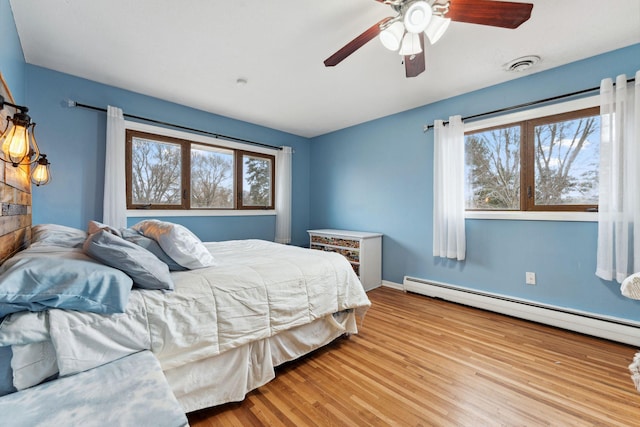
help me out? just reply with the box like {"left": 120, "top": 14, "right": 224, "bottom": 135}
{"left": 533, "top": 115, "right": 599, "bottom": 206}
{"left": 131, "top": 137, "right": 182, "bottom": 205}
{"left": 191, "top": 145, "right": 234, "bottom": 208}
{"left": 242, "top": 154, "right": 272, "bottom": 207}
{"left": 465, "top": 126, "right": 521, "bottom": 210}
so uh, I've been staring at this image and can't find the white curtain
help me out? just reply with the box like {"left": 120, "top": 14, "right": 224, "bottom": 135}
{"left": 433, "top": 115, "right": 466, "bottom": 260}
{"left": 103, "top": 105, "right": 127, "bottom": 229}
{"left": 596, "top": 71, "right": 640, "bottom": 283}
{"left": 275, "top": 146, "right": 293, "bottom": 244}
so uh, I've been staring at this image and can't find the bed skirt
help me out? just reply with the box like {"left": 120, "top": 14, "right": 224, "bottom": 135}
{"left": 167, "top": 310, "right": 358, "bottom": 413}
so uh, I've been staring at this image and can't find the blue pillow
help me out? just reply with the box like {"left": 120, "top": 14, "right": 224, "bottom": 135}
{"left": 0, "top": 250, "right": 132, "bottom": 319}
{"left": 119, "top": 228, "right": 186, "bottom": 272}
{"left": 30, "top": 224, "right": 88, "bottom": 249}
{"left": 83, "top": 230, "right": 174, "bottom": 291}
{"left": 87, "top": 220, "right": 122, "bottom": 238}
{"left": 0, "top": 346, "right": 16, "bottom": 397}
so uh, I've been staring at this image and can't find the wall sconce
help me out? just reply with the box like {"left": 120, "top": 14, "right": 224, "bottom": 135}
{"left": 31, "top": 154, "right": 51, "bottom": 186}
{"left": 0, "top": 95, "right": 40, "bottom": 166}
{"left": 0, "top": 94, "right": 51, "bottom": 186}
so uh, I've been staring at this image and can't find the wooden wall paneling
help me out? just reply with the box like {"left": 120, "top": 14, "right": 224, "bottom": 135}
{"left": 0, "top": 72, "right": 32, "bottom": 264}
{"left": 0, "top": 226, "right": 30, "bottom": 263}
{"left": 0, "top": 181, "right": 31, "bottom": 263}
{"left": 0, "top": 186, "right": 31, "bottom": 263}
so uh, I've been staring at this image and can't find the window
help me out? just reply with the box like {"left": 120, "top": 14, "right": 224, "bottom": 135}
{"left": 239, "top": 151, "right": 274, "bottom": 208}
{"left": 464, "top": 106, "right": 600, "bottom": 212}
{"left": 190, "top": 144, "right": 234, "bottom": 209}
{"left": 126, "top": 130, "right": 275, "bottom": 210}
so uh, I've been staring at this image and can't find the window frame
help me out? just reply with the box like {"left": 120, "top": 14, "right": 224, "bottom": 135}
{"left": 236, "top": 150, "right": 276, "bottom": 210}
{"left": 522, "top": 107, "right": 600, "bottom": 212}
{"left": 126, "top": 130, "right": 191, "bottom": 210}
{"left": 124, "top": 122, "right": 277, "bottom": 215}
{"left": 189, "top": 142, "right": 236, "bottom": 210}
{"left": 463, "top": 95, "right": 600, "bottom": 222}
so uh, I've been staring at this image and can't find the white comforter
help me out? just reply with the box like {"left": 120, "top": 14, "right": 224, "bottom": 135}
{"left": 1, "top": 240, "right": 370, "bottom": 380}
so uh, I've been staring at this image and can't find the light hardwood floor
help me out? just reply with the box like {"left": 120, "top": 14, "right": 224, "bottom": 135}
{"left": 187, "top": 287, "right": 640, "bottom": 426}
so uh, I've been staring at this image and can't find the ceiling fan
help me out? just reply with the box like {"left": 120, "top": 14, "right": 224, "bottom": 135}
{"left": 324, "top": 0, "right": 534, "bottom": 78}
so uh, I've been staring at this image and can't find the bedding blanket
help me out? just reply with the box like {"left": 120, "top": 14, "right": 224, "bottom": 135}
{"left": 1, "top": 240, "right": 370, "bottom": 381}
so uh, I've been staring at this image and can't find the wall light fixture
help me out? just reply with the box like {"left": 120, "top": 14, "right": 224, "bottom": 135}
{"left": 0, "top": 95, "right": 51, "bottom": 186}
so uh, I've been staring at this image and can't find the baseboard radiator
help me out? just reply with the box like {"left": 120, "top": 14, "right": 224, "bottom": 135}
{"left": 403, "top": 276, "right": 640, "bottom": 347}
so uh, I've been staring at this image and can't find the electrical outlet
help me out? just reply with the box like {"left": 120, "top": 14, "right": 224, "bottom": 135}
{"left": 525, "top": 272, "right": 536, "bottom": 285}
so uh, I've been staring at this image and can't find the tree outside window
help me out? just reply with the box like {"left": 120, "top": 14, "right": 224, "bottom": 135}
{"left": 130, "top": 137, "right": 182, "bottom": 206}
{"left": 465, "top": 125, "right": 521, "bottom": 210}
{"left": 191, "top": 145, "right": 233, "bottom": 208}
{"left": 126, "top": 130, "right": 275, "bottom": 210}
{"left": 242, "top": 154, "right": 273, "bottom": 207}
{"left": 464, "top": 107, "right": 599, "bottom": 212}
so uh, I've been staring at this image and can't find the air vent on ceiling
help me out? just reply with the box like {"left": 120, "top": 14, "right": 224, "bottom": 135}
{"left": 504, "top": 55, "right": 540, "bottom": 72}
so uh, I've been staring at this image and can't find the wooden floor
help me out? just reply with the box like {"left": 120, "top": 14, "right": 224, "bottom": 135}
{"left": 187, "top": 287, "right": 640, "bottom": 426}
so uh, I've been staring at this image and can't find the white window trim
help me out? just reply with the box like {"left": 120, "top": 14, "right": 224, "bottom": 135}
{"left": 465, "top": 211, "right": 597, "bottom": 222}
{"left": 463, "top": 95, "right": 599, "bottom": 222}
{"left": 127, "top": 209, "right": 276, "bottom": 217}
{"left": 125, "top": 120, "right": 278, "bottom": 218}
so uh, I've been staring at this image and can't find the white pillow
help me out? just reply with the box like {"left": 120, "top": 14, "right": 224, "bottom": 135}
{"left": 132, "top": 220, "right": 215, "bottom": 269}
{"left": 621, "top": 272, "right": 640, "bottom": 300}
{"left": 12, "top": 341, "right": 58, "bottom": 391}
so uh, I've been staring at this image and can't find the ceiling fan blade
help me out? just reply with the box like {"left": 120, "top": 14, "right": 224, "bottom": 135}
{"left": 324, "top": 16, "right": 393, "bottom": 67}
{"left": 404, "top": 33, "right": 426, "bottom": 78}
{"left": 446, "top": 0, "right": 533, "bottom": 29}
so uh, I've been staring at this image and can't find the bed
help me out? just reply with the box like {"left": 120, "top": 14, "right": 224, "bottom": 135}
{"left": 0, "top": 221, "right": 371, "bottom": 413}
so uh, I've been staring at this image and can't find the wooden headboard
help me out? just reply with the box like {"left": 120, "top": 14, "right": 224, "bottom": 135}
{"left": 0, "top": 72, "right": 32, "bottom": 264}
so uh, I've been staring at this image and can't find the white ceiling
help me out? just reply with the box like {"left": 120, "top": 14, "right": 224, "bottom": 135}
{"left": 9, "top": 0, "right": 640, "bottom": 138}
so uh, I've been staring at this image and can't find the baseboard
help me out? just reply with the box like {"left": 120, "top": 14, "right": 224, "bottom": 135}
{"left": 381, "top": 280, "right": 404, "bottom": 291}
{"left": 403, "top": 276, "right": 640, "bottom": 347}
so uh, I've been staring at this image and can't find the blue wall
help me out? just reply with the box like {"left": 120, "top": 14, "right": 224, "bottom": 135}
{"left": 3, "top": 0, "right": 640, "bottom": 322}
{"left": 23, "top": 65, "right": 311, "bottom": 246}
{"left": 0, "top": 0, "right": 24, "bottom": 103}
{"left": 310, "top": 44, "right": 640, "bottom": 322}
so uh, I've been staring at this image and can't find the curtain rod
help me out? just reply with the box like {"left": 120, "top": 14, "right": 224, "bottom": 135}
{"left": 423, "top": 77, "right": 636, "bottom": 132}
{"left": 68, "top": 100, "right": 283, "bottom": 150}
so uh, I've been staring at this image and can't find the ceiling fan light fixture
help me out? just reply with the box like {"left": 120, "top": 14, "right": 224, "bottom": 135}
{"left": 379, "top": 21, "right": 405, "bottom": 51}
{"left": 398, "top": 32, "right": 422, "bottom": 56}
{"left": 403, "top": 1, "right": 432, "bottom": 34}
{"left": 424, "top": 15, "right": 451, "bottom": 45}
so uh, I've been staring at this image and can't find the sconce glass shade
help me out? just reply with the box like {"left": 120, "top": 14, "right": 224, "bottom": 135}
{"left": 379, "top": 21, "right": 405, "bottom": 51}
{"left": 0, "top": 112, "right": 40, "bottom": 167}
{"left": 31, "top": 154, "right": 51, "bottom": 186}
{"left": 399, "top": 32, "right": 422, "bottom": 56}
{"left": 424, "top": 15, "right": 451, "bottom": 45}
{"left": 403, "top": 1, "right": 432, "bottom": 34}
